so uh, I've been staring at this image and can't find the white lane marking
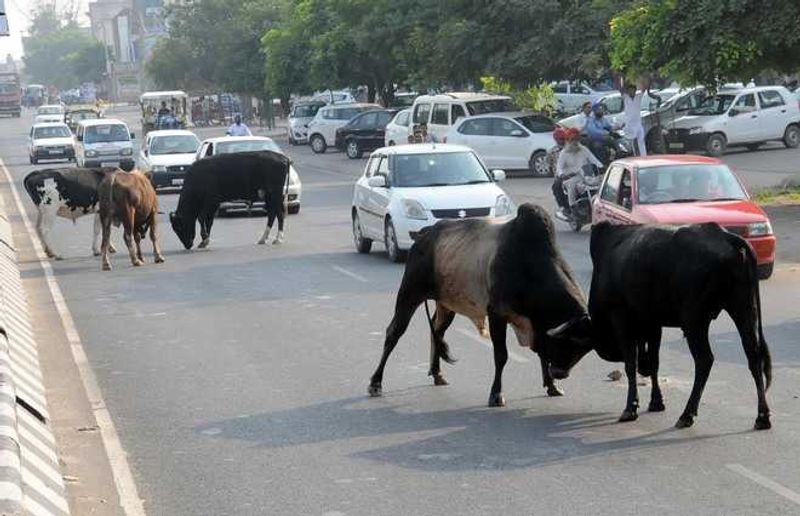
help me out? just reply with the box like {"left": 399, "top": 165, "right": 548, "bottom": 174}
{"left": 331, "top": 265, "right": 368, "bottom": 283}
{"left": 727, "top": 463, "right": 800, "bottom": 506}
{"left": 454, "top": 327, "right": 530, "bottom": 364}
{"left": 1, "top": 159, "right": 146, "bottom": 516}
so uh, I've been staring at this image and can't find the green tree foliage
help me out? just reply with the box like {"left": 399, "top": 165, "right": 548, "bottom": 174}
{"left": 480, "top": 76, "right": 557, "bottom": 115}
{"left": 610, "top": 0, "right": 800, "bottom": 88}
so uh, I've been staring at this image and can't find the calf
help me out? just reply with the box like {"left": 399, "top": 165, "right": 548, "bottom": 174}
{"left": 169, "top": 151, "right": 290, "bottom": 249}
{"left": 369, "top": 203, "right": 593, "bottom": 406}
{"left": 98, "top": 170, "right": 164, "bottom": 271}
{"left": 589, "top": 222, "right": 772, "bottom": 429}
{"left": 23, "top": 167, "right": 117, "bottom": 258}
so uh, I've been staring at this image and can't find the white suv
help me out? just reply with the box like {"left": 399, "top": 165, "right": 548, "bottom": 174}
{"left": 666, "top": 86, "right": 800, "bottom": 156}
{"left": 409, "top": 93, "right": 515, "bottom": 143}
{"left": 307, "top": 103, "right": 381, "bottom": 153}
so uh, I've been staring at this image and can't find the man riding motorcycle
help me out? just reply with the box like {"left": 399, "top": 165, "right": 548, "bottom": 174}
{"left": 549, "top": 127, "right": 569, "bottom": 212}
{"left": 585, "top": 102, "right": 615, "bottom": 164}
{"left": 556, "top": 127, "right": 603, "bottom": 218}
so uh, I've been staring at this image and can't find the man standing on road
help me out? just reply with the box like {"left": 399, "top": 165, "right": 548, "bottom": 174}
{"left": 619, "top": 75, "right": 650, "bottom": 156}
{"left": 226, "top": 114, "right": 252, "bottom": 136}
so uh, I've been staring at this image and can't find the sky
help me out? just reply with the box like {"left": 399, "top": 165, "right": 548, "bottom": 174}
{"left": 0, "top": 0, "right": 91, "bottom": 59}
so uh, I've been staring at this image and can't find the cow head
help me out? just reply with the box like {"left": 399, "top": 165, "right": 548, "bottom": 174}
{"left": 544, "top": 315, "right": 594, "bottom": 379}
{"left": 169, "top": 211, "right": 195, "bottom": 249}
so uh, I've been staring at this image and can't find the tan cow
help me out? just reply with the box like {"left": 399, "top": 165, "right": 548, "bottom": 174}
{"left": 98, "top": 169, "right": 165, "bottom": 271}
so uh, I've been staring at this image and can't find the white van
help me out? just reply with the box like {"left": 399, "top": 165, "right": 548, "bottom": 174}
{"left": 306, "top": 103, "right": 381, "bottom": 153}
{"left": 666, "top": 86, "right": 800, "bottom": 156}
{"left": 409, "top": 93, "right": 515, "bottom": 142}
{"left": 75, "top": 118, "right": 136, "bottom": 170}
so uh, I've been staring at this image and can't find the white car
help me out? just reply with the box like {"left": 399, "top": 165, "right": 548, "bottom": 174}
{"left": 351, "top": 144, "right": 514, "bottom": 262}
{"left": 195, "top": 136, "right": 302, "bottom": 214}
{"left": 446, "top": 111, "right": 556, "bottom": 176}
{"left": 139, "top": 130, "right": 200, "bottom": 190}
{"left": 410, "top": 93, "right": 515, "bottom": 143}
{"left": 28, "top": 122, "right": 75, "bottom": 164}
{"left": 34, "top": 104, "right": 65, "bottom": 124}
{"left": 287, "top": 101, "right": 325, "bottom": 145}
{"left": 307, "top": 103, "right": 381, "bottom": 153}
{"left": 384, "top": 109, "right": 412, "bottom": 146}
{"left": 552, "top": 81, "right": 614, "bottom": 114}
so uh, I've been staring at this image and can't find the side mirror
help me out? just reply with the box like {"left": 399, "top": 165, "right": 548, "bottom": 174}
{"left": 129, "top": 132, "right": 136, "bottom": 139}
{"left": 367, "top": 175, "right": 387, "bottom": 188}
{"left": 509, "top": 129, "right": 526, "bottom": 137}
{"left": 492, "top": 169, "right": 507, "bottom": 182}
{"left": 77, "top": 135, "right": 83, "bottom": 142}
{"left": 728, "top": 109, "right": 738, "bottom": 117}
{"left": 143, "top": 149, "right": 148, "bottom": 156}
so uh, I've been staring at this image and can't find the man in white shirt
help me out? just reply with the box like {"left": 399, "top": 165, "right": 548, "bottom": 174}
{"left": 619, "top": 76, "right": 650, "bottom": 156}
{"left": 226, "top": 114, "right": 252, "bottom": 136}
{"left": 578, "top": 101, "right": 593, "bottom": 135}
{"left": 556, "top": 128, "right": 604, "bottom": 215}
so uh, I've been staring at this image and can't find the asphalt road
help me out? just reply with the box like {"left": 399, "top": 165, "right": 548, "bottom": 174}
{"left": 2, "top": 106, "right": 800, "bottom": 515}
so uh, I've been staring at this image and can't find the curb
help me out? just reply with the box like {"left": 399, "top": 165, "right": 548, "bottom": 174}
{"left": 0, "top": 198, "right": 69, "bottom": 515}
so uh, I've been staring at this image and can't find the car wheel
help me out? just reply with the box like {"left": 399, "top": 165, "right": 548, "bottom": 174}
{"left": 384, "top": 218, "right": 405, "bottom": 263}
{"left": 352, "top": 211, "right": 372, "bottom": 254}
{"left": 288, "top": 204, "right": 300, "bottom": 215}
{"left": 529, "top": 150, "right": 549, "bottom": 177}
{"left": 705, "top": 133, "right": 727, "bottom": 156}
{"left": 758, "top": 263, "right": 774, "bottom": 280}
{"left": 346, "top": 139, "right": 361, "bottom": 159}
{"left": 783, "top": 125, "right": 800, "bottom": 149}
{"left": 387, "top": 140, "right": 395, "bottom": 146}
{"left": 310, "top": 134, "right": 326, "bottom": 154}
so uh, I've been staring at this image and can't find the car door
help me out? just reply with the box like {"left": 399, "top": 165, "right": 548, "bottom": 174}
{"left": 726, "top": 93, "right": 760, "bottom": 143}
{"left": 454, "top": 118, "right": 495, "bottom": 167}
{"left": 141, "top": 134, "right": 153, "bottom": 168}
{"left": 429, "top": 103, "right": 451, "bottom": 141}
{"left": 490, "top": 118, "right": 529, "bottom": 169}
{"left": 355, "top": 156, "right": 382, "bottom": 237}
{"left": 593, "top": 165, "right": 634, "bottom": 224}
{"left": 353, "top": 112, "right": 377, "bottom": 149}
{"left": 371, "top": 111, "right": 394, "bottom": 150}
{"left": 364, "top": 156, "right": 391, "bottom": 237}
{"left": 756, "top": 90, "right": 790, "bottom": 140}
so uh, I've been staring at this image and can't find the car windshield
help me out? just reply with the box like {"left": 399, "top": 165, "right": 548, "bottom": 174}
{"left": 689, "top": 94, "right": 735, "bottom": 115}
{"left": 150, "top": 135, "right": 200, "bottom": 155}
{"left": 637, "top": 164, "right": 747, "bottom": 204}
{"left": 515, "top": 115, "right": 555, "bottom": 133}
{"left": 34, "top": 126, "right": 71, "bottom": 139}
{"left": 591, "top": 83, "right": 614, "bottom": 92}
{"left": 215, "top": 139, "right": 281, "bottom": 154}
{"left": 465, "top": 99, "right": 515, "bottom": 115}
{"left": 391, "top": 152, "right": 491, "bottom": 187}
{"left": 38, "top": 106, "right": 62, "bottom": 115}
{"left": 84, "top": 124, "right": 129, "bottom": 144}
{"left": 291, "top": 105, "right": 321, "bottom": 117}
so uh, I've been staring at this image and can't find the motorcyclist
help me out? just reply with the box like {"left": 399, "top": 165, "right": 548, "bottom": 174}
{"left": 585, "top": 102, "right": 614, "bottom": 163}
{"left": 549, "top": 128, "right": 569, "bottom": 212}
{"left": 556, "top": 127, "right": 603, "bottom": 217}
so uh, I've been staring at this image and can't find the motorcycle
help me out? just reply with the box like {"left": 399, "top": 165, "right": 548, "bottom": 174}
{"left": 554, "top": 164, "right": 604, "bottom": 232}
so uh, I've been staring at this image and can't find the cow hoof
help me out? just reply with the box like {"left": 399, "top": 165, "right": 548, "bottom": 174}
{"left": 257, "top": 239, "right": 267, "bottom": 245}
{"left": 368, "top": 384, "right": 382, "bottom": 397}
{"left": 754, "top": 414, "right": 772, "bottom": 430}
{"left": 132, "top": 260, "right": 143, "bottom": 267}
{"left": 109, "top": 246, "right": 117, "bottom": 254}
{"left": 102, "top": 264, "right": 111, "bottom": 272}
{"left": 675, "top": 414, "right": 695, "bottom": 429}
{"left": 198, "top": 239, "right": 210, "bottom": 249}
{"left": 488, "top": 393, "right": 505, "bottom": 407}
{"left": 433, "top": 374, "right": 448, "bottom": 386}
{"left": 155, "top": 256, "right": 165, "bottom": 264}
{"left": 54, "top": 255, "right": 64, "bottom": 261}
{"left": 648, "top": 400, "right": 666, "bottom": 412}
{"left": 618, "top": 409, "right": 638, "bottom": 422}
{"left": 92, "top": 250, "right": 100, "bottom": 257}
{"left": 546, "top": 385, "right": 565, "bottom": 397}
{"left": 272, "top": 239, "right": 284, "bottom": 246}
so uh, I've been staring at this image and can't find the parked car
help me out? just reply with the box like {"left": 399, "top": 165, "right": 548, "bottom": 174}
{"left": 34, "top": 104, "right": 65, "bottom": 124}
{"left": 552, "top": 81, "right": 614, "bottom": 113}
{"left": 311, "top": 90, "right": 356, "bottom": 104}
{"left": 28, "top": 122, "right": 75, "bottom": 164}
{"left": 307, "top": 103, "right": 381, "bottom": 154}
{"left": 665, "top": 86, "right": 800, "bottom": 156}
{"left": 390, "top": 92, "right": 418, "bottom": 108}
{"left": 195, "top": 136, "right": 302, "bottom": 214}
{"left": 592, "top": 155, "right": 776, "bottom": 279}
{"left": 351, "top": 143, "right": 514, "bottom": 262}
{"left": 139, "top": 130, "right": 200, "bottom": 190}
{"left": 335, "top": 109, "right": 398, "bottom": 158}
{"left": 74, "top": 118, "right": 135, "bottom": 171}
{"left": 287, "top": 101, "right": 325, "bottom": 145}
{"left": 410, "top": 93, "right": 515, "bottom": 142}
{"left": 446, "top": 112, "right": 555, "bottom": 176}
{"left": 384, "top": 109, "right": 412, "bottom": 147}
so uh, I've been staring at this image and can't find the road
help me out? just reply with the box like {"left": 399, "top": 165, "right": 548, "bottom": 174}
{"left": 2, "top": 106, "right": 800, "bottom": 515}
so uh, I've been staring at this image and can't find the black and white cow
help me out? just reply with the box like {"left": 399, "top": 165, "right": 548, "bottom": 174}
{"left": 169, "top": 151, "right": 290, "bottom": 249}
{"left": 368, "top": 203, "right": 594, "bottom": 406}
{"left": 23, "top": 167, "right": 118, "bottom": 259}
{"left": 589, "top": 222, "right": 773, "bottom": 430}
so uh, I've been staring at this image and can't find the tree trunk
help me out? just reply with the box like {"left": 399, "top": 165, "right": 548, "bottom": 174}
{"left": 380, "top": 83, "right": 395, "bottom": 108}
{"left": 367, "top": 83, "right": 377, "bottom": 104}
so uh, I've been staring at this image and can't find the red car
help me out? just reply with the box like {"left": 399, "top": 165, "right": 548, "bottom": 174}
{"left": 592, "top": 155, "right": 776, "bottom": 279}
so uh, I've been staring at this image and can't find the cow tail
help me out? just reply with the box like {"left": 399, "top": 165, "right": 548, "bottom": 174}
{"left": 424, "top": 300, "right": 456, "bottom": 365}
{"left": 283, "top": 162, "right": 290, "bottom": 214}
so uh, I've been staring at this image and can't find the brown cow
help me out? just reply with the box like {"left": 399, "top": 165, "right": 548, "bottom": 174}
{"left": 98, "top": 170, "right": 165, "bottom": 271}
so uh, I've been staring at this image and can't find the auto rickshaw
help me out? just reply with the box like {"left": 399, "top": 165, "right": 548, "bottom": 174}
{"left": 140, "top": 91, "right": 192, "bottom": 136}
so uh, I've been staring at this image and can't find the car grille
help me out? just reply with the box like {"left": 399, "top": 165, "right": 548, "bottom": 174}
{"left": 669, "top": 128, "right": 690, "bottom": 138}
{"left": 724, "top": 225, "right": 748, "bottom": 237}
{"left": 98, "top": 149, "right": 120, "bottom": 156}
{"left": 44, "top": 146, "right": 66, "bottom": 152}
{"left": 431, "top": 207, "right": 491, "bottom": 219}
{"left": 167, "top": 165, "right": 190, "bottom": 173}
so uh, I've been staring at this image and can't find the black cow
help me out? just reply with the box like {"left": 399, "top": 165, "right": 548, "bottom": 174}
{"left": 368, "top": 203, "right": 593, "bottom": 406}
{"left": 589, "top": 222, "right": 772, "bottom": 430}
{"left": 169, "top": 151, "right": 290, "bottom": 249}
{"left": 23, "top": 167, "right": 118, "bottom": 258}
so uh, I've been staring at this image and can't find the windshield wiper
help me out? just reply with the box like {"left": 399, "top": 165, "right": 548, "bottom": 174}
{"left": 669, "top": 198, "right": 701, "bottom": 203}
{"left": 422, "top": 183, "right": 452, "bottom": 187}
{"left": 707, "top": 197, "right": 742, "bottom": 202}
{"left": 461, "top": 180, "right": 490, "bottom": 185}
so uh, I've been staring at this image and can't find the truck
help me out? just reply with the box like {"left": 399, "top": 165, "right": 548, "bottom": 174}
{"left": 0, "top": 73, "right": 21, "bottom": 117}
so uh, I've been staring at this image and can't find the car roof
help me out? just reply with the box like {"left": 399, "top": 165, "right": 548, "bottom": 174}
{"left": 147, "top": 130, "right": 198, "bottom": 138}
{"left": 38, "top": 104, "right": 63, "bottom": 109}
{"left": 31, "top": 122, "right": 69, "bottom": 128}
{"left": 322, "top": 103, "right": 381, "bottom": 110}
{"left": 141, "top": 90, "right": 186, "bottom": 100}
{"left": 415, "top": 92, "right": 512, "bottom": 102}
{"left": 617, "top": 155, "right": 724, "bottom": 169}
{"left": 78, "top": 118, "right": 127, "bottom": 127}
{"left": 371, "top": 143, "right": 474, "bottom": 156}
{"left": 461, "top": 111, "right": 548, "bottom": 120}
{"left": 199, "top": 135, "right": 275, "bottom": 145}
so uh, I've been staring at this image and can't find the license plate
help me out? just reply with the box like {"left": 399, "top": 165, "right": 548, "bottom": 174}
{"left": 48, "top": 150, "right": 62, "bottom": 155}
{"left": 171, "top": 178, "right": 184, "bottom": 186}
{"left": 668, "top": 143, "right": 684, "bottom": 149}
{"left": 100, "top": 161, "right": 119, "bottom": 167}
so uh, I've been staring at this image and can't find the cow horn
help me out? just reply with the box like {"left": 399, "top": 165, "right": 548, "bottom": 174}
{"left": 546, "top": 315, "right": 590, "bottom": 338}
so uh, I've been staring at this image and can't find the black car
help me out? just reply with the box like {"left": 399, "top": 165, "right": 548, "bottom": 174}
{"left": 335, "top": 109, "right": 397, "bottom": 159}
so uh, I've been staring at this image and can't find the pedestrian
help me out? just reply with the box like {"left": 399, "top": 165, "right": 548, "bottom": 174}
{"left": 578, "top": 101, "right": 593, "bottom": 135}
{"left": 226, "top": 114, "right": 252, "bottom": 137}
{"left": 618, "top": 75, "right": 650, "bottom": 156}
{"left": 420, "top": 123, "right": 437, "bottom": 143}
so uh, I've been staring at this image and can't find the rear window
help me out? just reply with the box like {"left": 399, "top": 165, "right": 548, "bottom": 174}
{"left": 291, "top": 104, "right": 321, "bottom": 117}
{"left": 515, "top": 115, "right": 555, "bottom": 133}
{"left": 758, "top": 90, "right": 785, "bottom": 109}
{"left": 215, "top": 140, "right": 281, "bottom": 155}
{"left": 465, "top": 99, "right": 515, "bottom": 115}
{"left": 334, "top": 107, "right": 374, "bottom": 120}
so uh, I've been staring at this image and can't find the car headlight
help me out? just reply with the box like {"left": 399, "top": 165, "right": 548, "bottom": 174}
{"left": 401, "top": 199, "right": 428, "bottom": 220}
{"left": 289, "top": 167, "right": 300, "bottom": 186}
{"left": 121, "top": 148, "right": 133, "bottom": 156}
{"left": 151, "top": 165, "right": 167, "bottom": 173}
{"left": 85, "top": 150, "right": 98, "bottom": 157}
{"left": 688, "top": 127, "right": 703, "bottom": 135}
{"left": 494, "top": 194, "right": 514, "bottom": 217}
{"left": 748, "top": 221, "right": 772, "bottom": 236}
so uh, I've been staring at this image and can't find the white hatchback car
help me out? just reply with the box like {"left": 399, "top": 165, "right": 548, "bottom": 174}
{"left": 139, "top": 130, "right": 200, "bottom": 190}
{"left": 306, "top": 103, "right": 381, "bottom": 153}
{"left": 34, "top": 104, "right": 65, "bottom": 124}
{"left": 351, "top": 144, "right": 514, "bottom": 262}
{"left": 384, "top": 109, "right": 412, "bottom": 146}
{"left": 28, "top": 122, "right": 75, "bottom": 164}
